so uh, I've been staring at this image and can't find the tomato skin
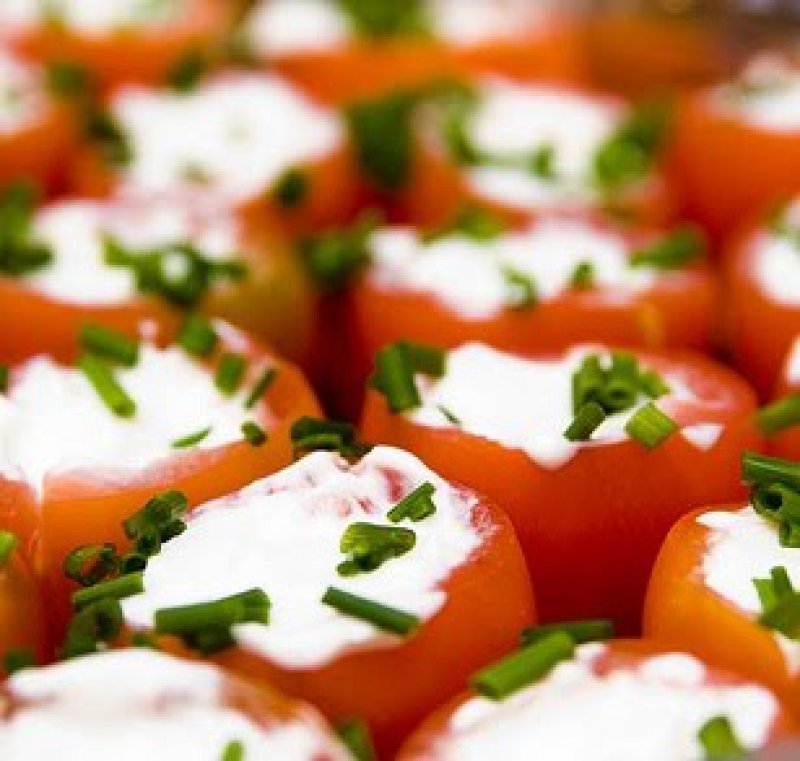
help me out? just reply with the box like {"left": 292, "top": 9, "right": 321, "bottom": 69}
{"left": 361, "top": 348, "right": 763, "bottom": 632}
{"left": 3, "top": 0, "right": 229, "bottom": 88}
{"left": 397, "top": 638, "right": 800, "bottom": 760}
{"left": 157, "top": 494, "right": 535, "bottom": 758}
{"left": 644, "top": 505, "right": 800, "bottom": 714}
{"left": 672, "top": 92, "right": 800, "bottom": 243}
{"left": 723, "top": 215, "right": 800, "bottom": 400}
{"left": 0, "top": 545, "right": 49, "bottom": 673}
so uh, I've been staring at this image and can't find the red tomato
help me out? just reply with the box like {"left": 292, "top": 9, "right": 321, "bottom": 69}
{"left": 361, "top": 345, "right": 763, "bottom": 631}
{"left": 397, "top": 639, "right": 799, "bottom": 759}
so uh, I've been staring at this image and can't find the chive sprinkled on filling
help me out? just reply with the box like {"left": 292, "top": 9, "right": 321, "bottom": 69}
{"left": 78, "top": 353, "right": 136, "bottom": 418}
{"left": 569, "top": 260, "right": 596, "bottom": 290}
{"left": 64, "top": 543, "right": 120, "bottom": 587}
{"left": 0, "top": 530, "right": 17, "bottom": 568}
{"left": 502, "top": 266, "right": 538, "bottom": 310}
{"left": 630, "top": 226, "right": 706, "bottom": 270}
{"left": 290, "top": 417, "right": 371, "bottom": 460}
{"left": 321, "top": 586, "right": 420, "bottom": 636}
{"left": 337, "top": 522, "right": 416, "bottom": 577}
{"left": 422, "top": 206, "right": 507, "bottom": 244}
{"left": 61, "top": 597, "right": 124, "bottom": 659}
{"left": 85, "top": 108, "right": 132, "bottom": 167}
{"left": 172, "top": 427, "right": 212, "bottom": 449}
{"left": 698, "top": 715, "right": 746, "bottom": 760}
{"left": 221, "top": 739, "right": 245, "bottom": 761}
{"left": 124, "top": 490, "right": 189, "bottom": 559}
{"left": 471, "top": 631, "right": 576, "bottom": 701}
{"left": 80, "top": 323, "right": 140, "bottom": 367}
{"left": 372, "top": 341, "right": 446, "bottom": 413}
{"left": 167, "top": 49, "right": 208, "bottom": 93}
{"left": 0, "top": 364, "right": 8, "bottom": 393}
{"left": 337, "top": 0, "right": 428, "bottom": 39}
{"left": 564, "top": 401, "right": 606, "bottom": 442}
{"left": 241, "top": 420, "right": 267, "bottom": 447}
{"left": 624, "top": 402, "right": 678, "bottom": 450}
{"left": 245, "top": 367, "right": 277, "bottom": 409}
{"left": 271, "top": 167, "right": 309, "bottom": 209}
{"left": 3, "top": 648, "right": 35, "bottom": 675}
{"left": 521, "top": 619, "right": 615, "bottom": 647}
{"left": 215, "top": 353, "right": 247, "bottom": 395}
{"left": 72, "top": 571, "right": 145, "bottom": 610}
{"left": 757, "top": 393, "right": 800, "bottom": 437}
{"left": 0, "top": 182, "right": 53, "bottom": 277}
{"left": 387, "top": 482, "right": 437, "bottom": 523}
{"left": 743, "top": 452, "right": 800, "bottom": 547}
{"left": 335, "top": 718, "right": 376, "bottom": 761}
{"left": 178, "top": 313, "right": 218, "bottom": 357}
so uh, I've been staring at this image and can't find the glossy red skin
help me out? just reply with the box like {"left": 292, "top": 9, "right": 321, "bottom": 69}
{"left": 2, "top": 0, "right": 230, "bottom": 88}
{"left": 671, "top": 89, "right": 800, "bottom": 243}
{"left": 263, "top": 15, "right": 586, "bottom": 106}
{"left": 397, "top": 639, "right": 800, "bottom": 759}
{"left": 645, "top": 504, "right": 800, "bottom": 716}
{"left": 723, "top": 211, "right": 800, "bottom": 400}
{"left": 153, "top": 490, "right": 535, "bottom": 758}
{"left": 361, "top": 347, "right": 764, "bottom": 632}
{"left": 0, "top": 323, "right": 322, "bottom": 632}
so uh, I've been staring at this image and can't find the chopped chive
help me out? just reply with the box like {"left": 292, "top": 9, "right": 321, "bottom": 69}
{"left": 64, "top": 543, "right": 120, "bottom": 586}
{"left": 625, "top": 403, "right": 677, "bottom": 450}
{"left": 631, "top": 226, "right": 705, "bottom": 270}
{"left": 123, "top": 491, "right": 188, "bottom": 557}
{"left": 754, "top": 566, "right": 795, "bottom": 613}
{"left": 564, "top": 402, "right": 607, "bottom": 442}
{"left": 569, "top": 261, "right": 595, "bottom": 290}
{"left": 759, "top": 588, "right": 800, "bottom": 640}
{"left": 322, "top": 586, "right": 419, "bottom": 636}
{"left": 60, "top": 597, "right": 124, "bottom": 660}
{"left": 290, "top": 417, "right": 371, "bottom": 461}
{"left": 221, "top": 740, "right": 245, "bottom": 761}
{"left": 388, "top": 482, "right": 436, "bottom": 523}
{"left": 72, "top": 571, "right": 144, "bottom": 610}
{"left": 742, "top": 452, "right": 800, "bottom": 492}
{"left": 0, "top": 182, "right": 54, "bottom": 277}
{"left": 438, "top": 405, "right": 462, "bottom": 426}
{"left": 178, "top": 314, "right": 218, "bottom": 358}
{"left": 4, "top": 648, "right": 35, "bottom": 675}
{"left": 372, "top": 342, "right": 446, "bottom": 414}
{"left": 639, "top": 369, "right": 671, "bottom": 399}
{"left": 337, "top": 522, "right": 416, "bottom": 576}
{"left": 215, "top": 353, "right": 247, "bottom": 395}
{"left": 757, "top": 394, "right": 800, "bottom": 437}
{"left": 245, "top": 368, "right": 277, "bottom": 410}
{"left": 598, "top": 352, "right": 640, "bottom": 412}
{"left": 471, "top": 632, "right": 576, "bottom": 701}
{"left": 155, "top": 589, "right": 270, "bottom": 637}
{"left": 78, "top": 353, "right": 136, "bottom": 418}
{"left": 167, "top": 49, "right": 207, "bottom": 92}
{"left": 0, "top": 365, "right": 9, "bottom": 392}
{"left": 271, "top": 167, "right": 309, "bottom": 209}
{"left": 335, "top": 719, "right": 376, "bottom": 761}
{"left": 502, "top": 266, "right": 538, "bottom": 310}
{"left": 172, "top": 427, "right": 212, "bottom": 450}
{"left": 0, "top": 531, "right": 16, "bottom": 568}
{"left": 529, "top": 143, "right": 556, "bottom": 179}
{"left": 698, "top": 715, "right": 746, "bottom": 759}
{"left": 241, "top": 421, "right": 267, "bottom": 447}
{"left": 521, "top": 619, "right": 614, "bottom": 647}
{"left": 80, "top": 324, "right": 139, "bottom": 367}
{"left": 45, "top": 61, "right": 90, "bottom": 99}
{"left": 338, "top": 0, "right": 428, "bottom": 39}
{"left": 572, "top": 355, "right": 606, "bottom": 413}
{"left": 423, "top": 206, "right": 506, "bottom": 244}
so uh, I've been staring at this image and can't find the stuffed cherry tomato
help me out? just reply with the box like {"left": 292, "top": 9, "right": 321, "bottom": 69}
{"left": 398, "top": 638, "right": 797, "bottom": 760}
{"left": 106, "top": 445, "right": 535, "bottom": 756}
{"left": 361, "top": 342, "right": 762, "bottom": 631}
{"left": 0, "top": 0, "right": 229, "bottom": 88}
{"left": 0, "top": 648, "right": 350, "bottom": 759}
{"left": 0, "top": 319, "right": 320, "bottom": 612}
{"left": 242, "top": 0, "right": 585, "bottom": 105}
{"left": 0, "top": 48, "right": 73, "bottom": 193}
{"left": 353, "top": 78, "right": 677, "bottom": 228}
{"left": 0, "top": 190, "right": 315, "bottom": 366}
{"left": 69, "top": 71, "right": 362, "bottom": 234}
{"left": 0, "top": 532, "right": 48, "bottom": 673}
{"left": 724, "top": 196, "right": 800, "bottom": 398}
{"left": 673, "top": 55, "right": 800, "bottom": 242}
{"left": 645, "top": 452, "right": 800, "bottom": 714}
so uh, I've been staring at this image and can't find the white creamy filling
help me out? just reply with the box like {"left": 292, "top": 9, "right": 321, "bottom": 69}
{"left": 463, "top": 81, "right": 618, "bottom": 210}
{"left": 0, "top": 0, "right": 185, "bottom": 33}
{"left": 0, "top": 344, "right": 259, "bottom": 495}
{"left": 438, "top": 645, "right": 777, "bottom": 761}
{"left": 0, "top": 51, "right": 43, "bottom": 133}
{"left": 753, "top": 230, "right": 800, "bottom": 307}
{"left": 113, "top": 75, "right": 342, "bottom": 200}
{"left": 246, "top": 0, "right": 544, "bottom": 55}
{"left": 408, "top": 343, "right": 702, "bottom": 469}
{"left": 20, "top": 198, "right": 241, "bottom": 306}
{"left": 0, "top": 649, "right": 346, "bottom": 761}
{"left": 368, "top": 221, "right": 659, "bottom": 320}
{"left": 122, "top": 447, "right": 480, "bottom": 669}
{"left": 700, "top": 507, "right": 800, "bottom": 672}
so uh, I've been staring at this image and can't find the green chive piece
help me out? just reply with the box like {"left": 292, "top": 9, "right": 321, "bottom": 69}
{"left": 371, "top": 341, "right": 446, "bottom": 414}
{"left": 639, "top": 369, "right": 671, "bottom": 399}
{"left": 242, "top": 421, "right": 267, "bottom": 447}
{"left": 757, "top": 394, "right": 800, "bottom": 437}
{"left": 502, "top": 267, "right": 538, "bottom": 310}
{"left": 625, "top": 403, "right": 677, "bottom": 450}
{"left": 215, "top": 353, "right": 247, "bottom": 395}
{"left": 742, "top": 452, "right": 800, "bottom": 492}
{"left": 4, "top": 648, "right": 35, "bottom": 675}
{"left": 78, "top": 353, "right": 136, "bottom": 418}
{"left": 0, "top": 531, "right": 17, "bottom": 568}
{"left": 0, "top": 365, "right": 8, "bottom": 392}
{"left": 123, "top": 491, "right": 188, "bottom": 559}
{"left": 754, "top": 566, "right": 795, "bottom": 613}
{"left": 45, "top": 61, "right": 90, "bottom": 99}
{"left": 271, "top": 168, "right": 309, "bottom": 209}
{"left": 631, "top": 226, "right": 706, "bottom": 270}
{"left": 172, "top": 427, "right": 212, "bottom": 450}
{"left": 60, "top": 597, "right": 124, "bottom": 660}
{"left": 221, "top": 740, "right": 245, "bottom": 761}
{"left": 64, "top": 543, "right": 120, "bottom": 586}
{"left": 529, "top": 143, "right": 556, "bottom": 179}
{"left": 438, "top": 405, "right": 462, "bottom": 426}
{"left": 698, "top": 715, "right": 746, "bottom": 759}
{"left": 338, "top": 522, "right": 416, "bottom": 576}
{"left": 388, "top": 482, "right": 437, "bottom": 523}
{"left": 322, "top": 586, "right": 419, "bottom": 636}
{"left": 167, "top": 49, "right": 207, "bottom": 92}
{"left": 572, "top": 355, "right": 606, "bottom": 413}
{"left": 598, "top": 352, "right": 640, "bottom": 412}
{"left": 569, "top": 261, "right": 595, "bottom": 290}
{"left": 85, "top": 108, "right": 132, "bottom": 167}
{"left": 759, "top": 589, "right": 800, "bottom": 640}
{"left": 178, "top": 314, "right": 218, "bottom": 358}
{"left": 335, "top": 719, "right": 376, "bottom": 761}
{"left": 72, "top": 571, "right": 144, "bottom": 610}
{"left": 290, "top": 417, "right": 371, "bottom": 461}
{"left": 564, "top": 402, "right": 607, "bottom": 442}
{"left": 471, "top": 632, "right": 576, "bottom": 701}
{"left": 245, "top": 368, "right": 277, "bottom": 410}
{"left": 521, "top": 619, "right": 615, "bottom": 647}
{"left": 0, "top": 182, "right": 54, "bottom": 278}
{"left": 80, "top": 323, "right": 139, "bottom": 367}
{"left": 423, "top": 206, "right": 506, "bottom": 244}
{"left": 338, "top": 0, "right": 428, "bottom": 39}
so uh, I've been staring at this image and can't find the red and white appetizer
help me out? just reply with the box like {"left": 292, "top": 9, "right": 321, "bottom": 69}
{"left": 0, "top": 648, "right": 350, "bottom": 759}
{"left": 361, "top": 342, "right": 762, "bottom": 630}
{"left": 109, "top": 444, "right": 535, "bottom": 755}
